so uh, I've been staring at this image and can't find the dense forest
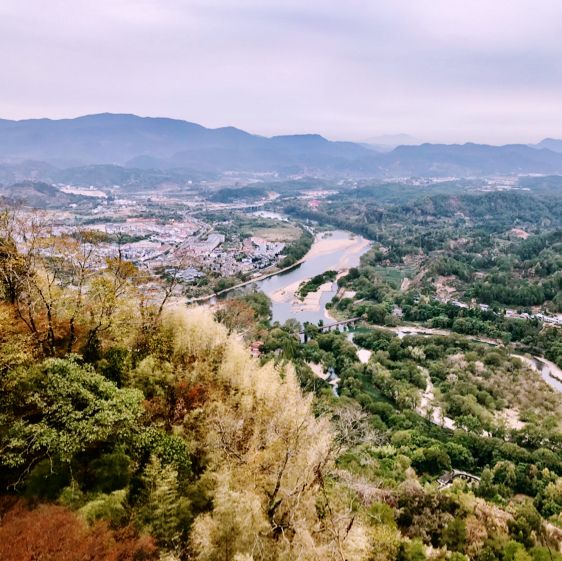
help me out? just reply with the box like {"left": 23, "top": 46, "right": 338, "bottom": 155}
{"left": 1, "top": 207, "right": 561, "bottom": 561}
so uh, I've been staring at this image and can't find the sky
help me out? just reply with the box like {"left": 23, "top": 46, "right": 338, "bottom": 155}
{"left": 2, "top": 0, "right": 562, "bottom": 144}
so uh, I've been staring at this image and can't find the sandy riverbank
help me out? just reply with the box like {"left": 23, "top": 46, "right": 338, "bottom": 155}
{"left": 293, "top": 282, "right": 334, "bottom": 312}
{"left": 268, "top": 233, "right": 370, "bottom": 313}
{"left": 269, "top": 279, "right": 302, "bottom": 304}
{"left": 305, "top": 233, "right": 370, "bottom": 268}
{"left": 270, "top": 280, "right": 336, "bottom": 312}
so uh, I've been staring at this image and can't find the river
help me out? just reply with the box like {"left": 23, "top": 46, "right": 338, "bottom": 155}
{"left": 255, "top": 230, "right": 370, "bottom": 325}
{"left": 251, "top": 228, "right": 562, "bottom": 396}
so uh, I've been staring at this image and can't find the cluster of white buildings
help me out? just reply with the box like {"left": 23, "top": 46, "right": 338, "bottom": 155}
{"left": 28, "top": 191, "right": 292, "bottom": 287}
{"left": 443, "top": 298, "right": 562, "bottom": 327}
{"left": 187, "top": 235, "right": 286, "bottom": 278}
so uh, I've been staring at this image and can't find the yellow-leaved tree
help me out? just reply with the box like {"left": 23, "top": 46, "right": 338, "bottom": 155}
{"left": 161, "top": 307, "right": 372, "bottom": 561}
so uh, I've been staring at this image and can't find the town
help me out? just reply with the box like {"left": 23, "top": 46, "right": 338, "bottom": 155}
{"left": 10, "top": 183, "right": 307, "bottom": 299}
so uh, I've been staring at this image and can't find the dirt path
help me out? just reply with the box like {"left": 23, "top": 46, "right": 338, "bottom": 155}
{"left": 416, "top": 369, "right": 456, "bottom": 430}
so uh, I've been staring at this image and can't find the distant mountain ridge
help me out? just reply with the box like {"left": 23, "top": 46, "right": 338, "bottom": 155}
{"left": 384, "top": 142, "right": 562, "bottom": 176}
{"left": 0, "top": 113, "right": 375, "bottom": 173}
{"left": 1, "top": 113, "right": 562, "bottom": 178}
{"left": 534, "top": 138, "right": 562, "bottom": 154}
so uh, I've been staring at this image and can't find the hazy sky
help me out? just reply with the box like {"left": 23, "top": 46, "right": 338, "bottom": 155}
{"left": 2, "top": 0, "right": 562, "bottom": 143}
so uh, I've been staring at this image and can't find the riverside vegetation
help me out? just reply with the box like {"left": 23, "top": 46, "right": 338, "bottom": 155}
{"left": 282, "top": 181, "right": 562, "bottom": 368}
{"left": 0, "top": 205, "right": 562, "bottom": 561}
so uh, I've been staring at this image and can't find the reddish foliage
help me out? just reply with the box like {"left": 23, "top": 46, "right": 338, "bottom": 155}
{"left": 0, "top": 499, "right": 158, "bottom": 561}
{"left": 143, "top": 396, "right": 169, "bottom": 421}
{"left": 172, "top": 382, "right": 207, "bottom": 421}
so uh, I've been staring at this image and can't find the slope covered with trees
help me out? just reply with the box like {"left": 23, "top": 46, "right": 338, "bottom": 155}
{"left": 1, "top": 207, "right": 562, "bottom": 561}
{"left": 0, "top": 209, "right": 371, "bottom": 559}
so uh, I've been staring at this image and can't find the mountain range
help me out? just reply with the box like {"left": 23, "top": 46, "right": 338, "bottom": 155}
{"left": 1, "top": 113, "right": 562, "bottom": 180}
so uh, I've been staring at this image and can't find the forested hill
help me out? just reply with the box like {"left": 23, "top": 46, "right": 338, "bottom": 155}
{"left": 391, "top": 191, "right": 562, "bottom": 225}
{"left": 284, "top": 190, "right": 562, "bottom": 240}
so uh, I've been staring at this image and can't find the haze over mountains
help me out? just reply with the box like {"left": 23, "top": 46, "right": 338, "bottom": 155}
{"left": 362, "top": 133, "right": 423, "bottom": 152}
{"left": 1, "top": 113, "right": 562, "bottom": 181}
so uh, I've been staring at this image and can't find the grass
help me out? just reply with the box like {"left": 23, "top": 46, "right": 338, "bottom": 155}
{"left": 252, "top": 224, "right": 302, "bottom": 242}
{"left": 373, "top": 266, "right": 415, "bottom": 289}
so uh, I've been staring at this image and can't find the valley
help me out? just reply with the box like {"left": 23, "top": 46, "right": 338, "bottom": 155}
{"left": 5, "top": 3, "right": 562, "bottom": 559}
{"left": 1, "top": 138, "right": 562, "bottom": 561}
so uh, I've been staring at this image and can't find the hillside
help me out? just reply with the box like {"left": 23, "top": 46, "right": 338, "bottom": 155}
{"left": 0, "top": 181, "right": 84, "bottom": 208}
{"left": 2, "top": 115, "right": 562, "bottom": 178}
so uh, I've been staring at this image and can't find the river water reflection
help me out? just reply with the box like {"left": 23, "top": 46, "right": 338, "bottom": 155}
{"left": 255, "top": 230, "right": 370, "bottom": 325}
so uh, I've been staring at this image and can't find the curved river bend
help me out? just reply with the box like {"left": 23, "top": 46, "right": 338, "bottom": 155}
{"left": 255, "top": 230, "right": 370, "bottom": 325}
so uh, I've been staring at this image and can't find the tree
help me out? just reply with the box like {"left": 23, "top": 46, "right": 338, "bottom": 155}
{"left": 0, "top": 499, "right": 157, "bottom": 561}
{"left": 536, "top": 477, "right": 562, "bottom": 518}
{"left": 411, "top": 445, "right": 451, "bottom": 476}
{"left": 396, "top": 480, "right": 460, "bottom": 546}
{"left": 0, "top": 357, "right": 143, "bottom": 478}
{"left": 0, "top": 212, "right": 29, "bottom": 304}
{"left": 82, "top": 256, "right": 141, "bottom": 356}
{"left": 330, "top": 402, "right": 385, "bottom": 451}
{"left": 441, "top": 517, "right": 467, "bottom": 553}
{"left": 396, "top": 540, "right": 426, "bottom": 561}
{"left": 0, "top": 209, "right": 144, "bottom": 356}
{"left": 508, "top": 502, "right": 542, "bottom": 548}
{"left": 0, "top": 303, "right": 35, "bottom": 372}
{"left": 215, "top": 298, "right": 256, "bottom": 334}
{"left": 139, "top": 456, "right": 192, "bottom": 552}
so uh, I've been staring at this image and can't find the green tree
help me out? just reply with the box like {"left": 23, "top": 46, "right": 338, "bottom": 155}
{"left": 396, "top": 540, "right": 426, "bottom": 561}
{"left": 535, "top": 478, "right": 562, "bottom": 518}
{"left": 0, "top": 357, "right": 143, "bottom": 474}
{"left": 441, "top": 517, "right": 467, "bottom": 553}
{"left": 139, "top": 455, "right": 192, "bottom": 550}
{"left": 508, "top": 502, "right": 542, "bottom": 548}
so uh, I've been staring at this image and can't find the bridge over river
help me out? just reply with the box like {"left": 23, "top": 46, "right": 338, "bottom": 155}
{"left": 299, "top": 317, "right": 362, "bottom": 341}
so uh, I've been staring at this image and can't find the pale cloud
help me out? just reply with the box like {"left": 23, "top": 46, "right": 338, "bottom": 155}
{"left": 1, "top": 0, "right": 562, "bottom": 143}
